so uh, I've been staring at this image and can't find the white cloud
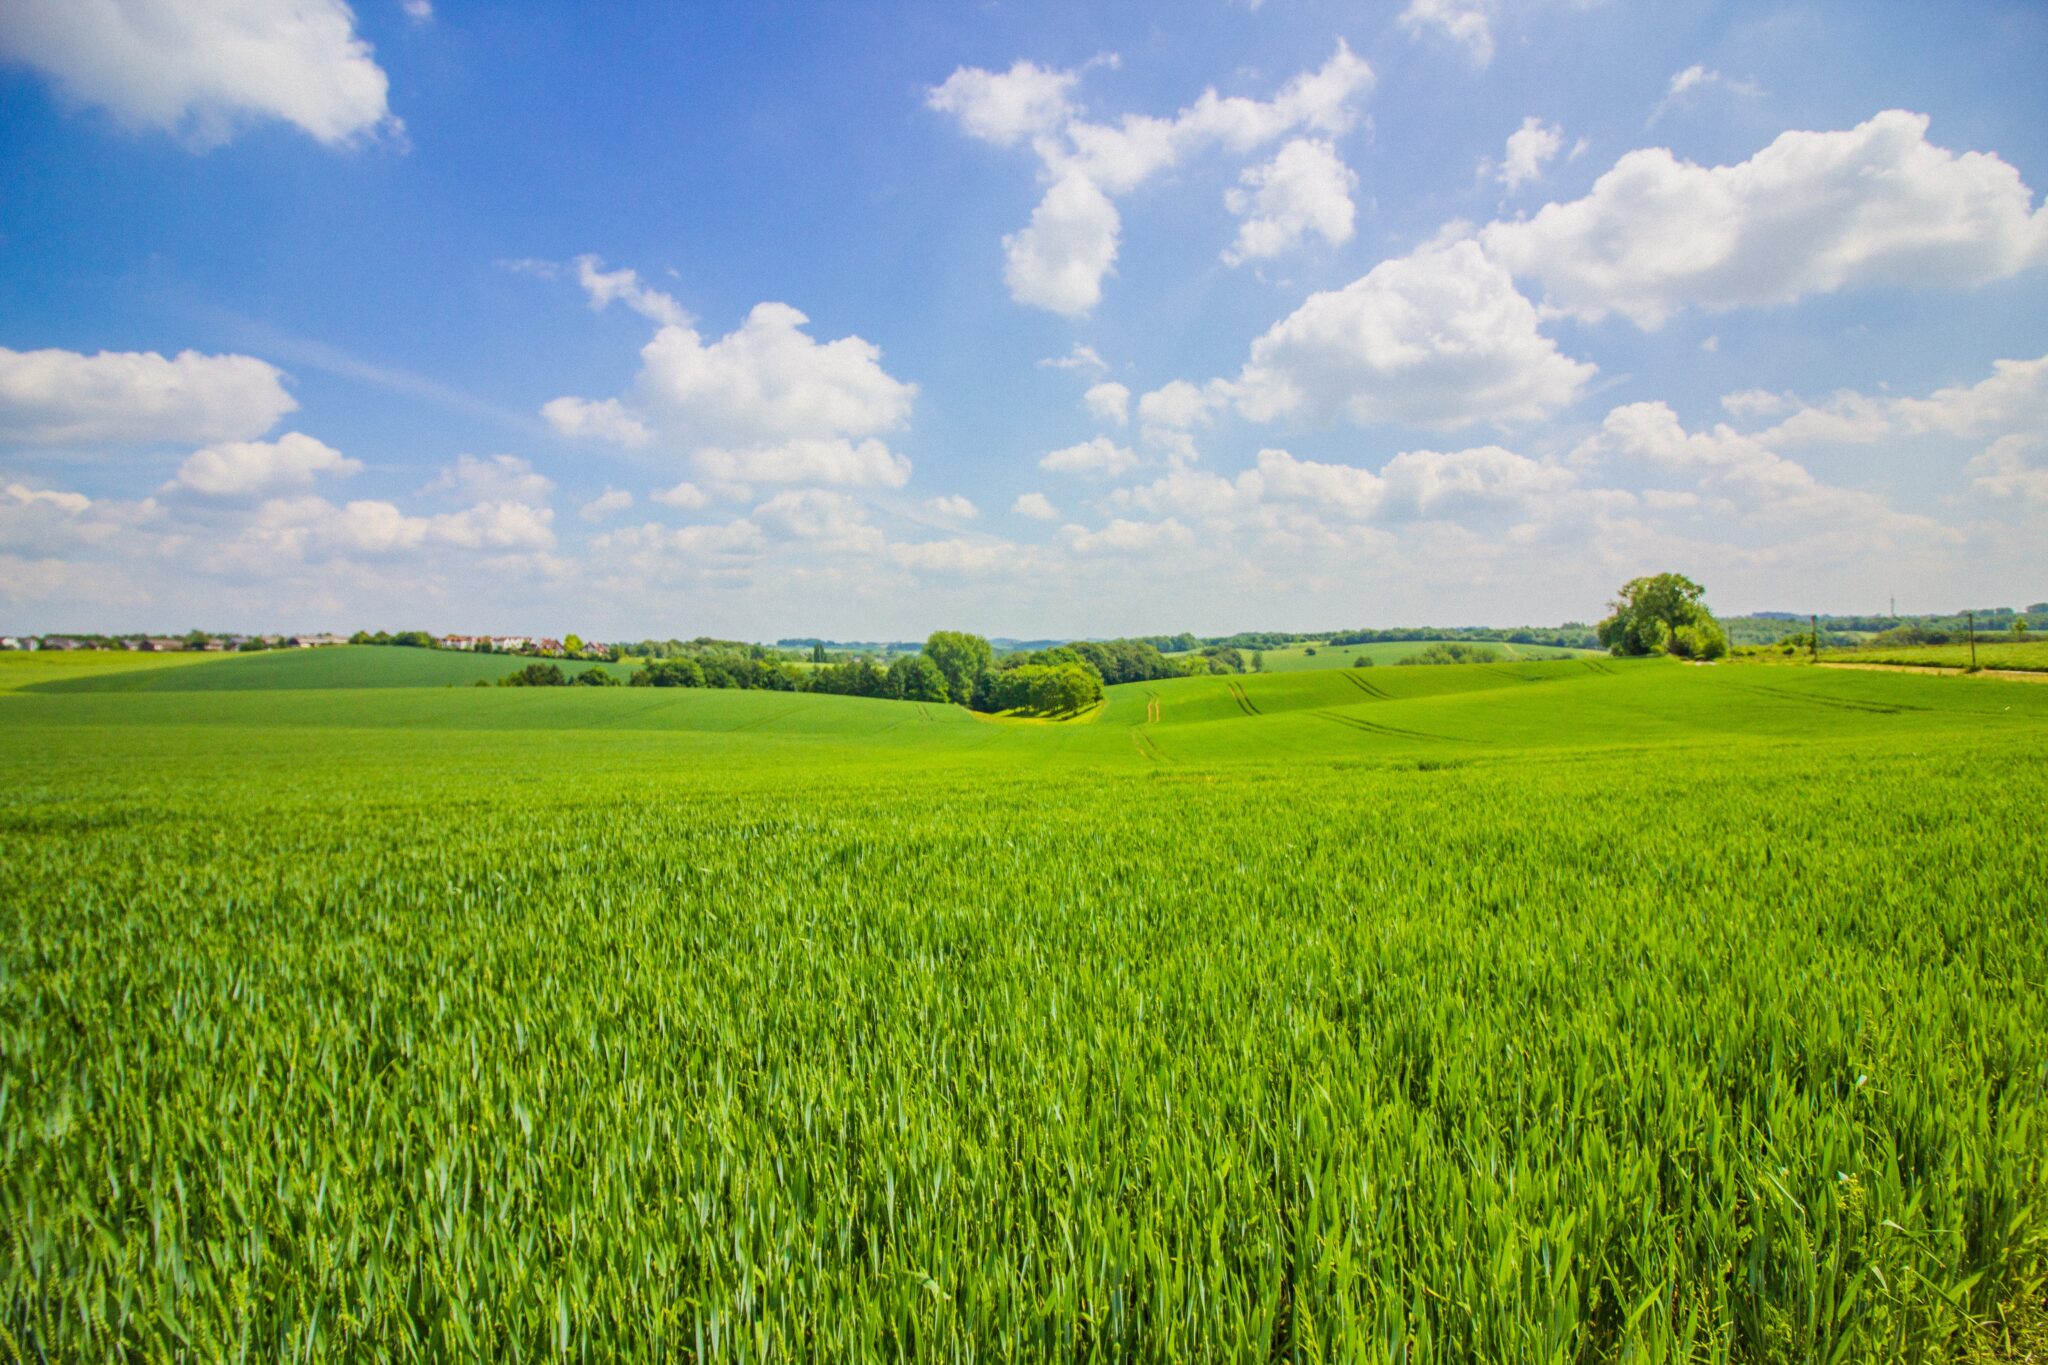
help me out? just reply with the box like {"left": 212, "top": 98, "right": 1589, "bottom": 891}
{"left": 540, "top": 396, "right": 652, "bottom": 448}
{"left": 1232, "top": 239, "right": 1595, "bottom": 430}
{"left": 402, "top": 0, "right": 432, "bottom": 22}
{"left": 1482, "top": 110, "right": 2048, "bottom": 328}
{"left": 0, "top": 345, "right": 296, "bottom": 446}
{"left": 693, "top": 438, "right": 910, "bottom": 490}
{"left": 1038, "top": 344, "right": 1109, "bottom": 375}
{"left": 1967, "top": 434, "right": 2048, "bottom": 505}
{"left": 1060, "top": 516, "right": 1194, "bottom": 555}
{"left": 888, "top": 537, "right": 1027, "bottom": 576}
{"left": 1224, "top": 138, "right": 1357, "bottom": 264}
{"left": 580, "top": 488, "right": 634, "bottom": 522}
{"left": 1012, "top": 491, "right": 1059, "bottom": 520}
{"left": 0, "top": 0, "right": 397, "bottom": 147}
{"left": 1040, "top": 435, "right": 1140, "bottom": 478}
{"left": 574, "top": 255, "right": 688, "bottom": 327}
{"left": 171, "top": 432, "right": 360, "bottom": 496}
{"left": 1399, "top": 0, "right": 1495, "bottom": 66}
{"left": 922, "top": 494, "right": 980, "bottom": 520}
{"left": 244, "top": 493, "right": 556, "bottom": 560}
{"left": 1084, "top": 381, "right": 1130, "bottom": 426}
{"left": 651, "top": 480, "right": 710, "bottom": 510}
{"left": 632, "top": 303, "right": 915, "bottom": 446}
{"left": 925, "top": 59, "right": 1077, "bottom": 146}
{"left": 427, "top": 453, "right": 555, "bottom": 505}
{"left": 545, "top": 299, "right": 919, "bottom": 489}
{"left": 750, "top": 488, "right": 883, "bottom": 552}
{"left": 1489, "top": 117, "right": 1562, "bottom": 191}
{"left": 1137, "top": 379, "right": 1226, "bottom": 431}
{"left": 1651, "top": 65, "right": 1760, "bottom": 123}
{"left": 934, "top": 43, "right": 1373, "bottom": 315}
{"left": 1893, "top": 354, "right": 2048, "bottom": 437}
{"left": 3, "top": 481, "right": 92, "bottom": 515}
{"left": 1244, "top": 444, "right": 1574, "bottom": 522}
{"left": 1003, "top": 172, "right": 1121, "bottom": 318}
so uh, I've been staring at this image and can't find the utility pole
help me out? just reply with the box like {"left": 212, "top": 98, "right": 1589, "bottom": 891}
{"left": 1968, "top": 610, "right": 1977, "bottom": 669}
{"left": 1810, "top": 614, "right": 1818, "bottom": 663}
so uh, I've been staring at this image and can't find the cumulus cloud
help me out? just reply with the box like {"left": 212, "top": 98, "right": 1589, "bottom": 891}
{"left": 1232, "top": 239, "right": 1596, "bottom": 430}
{"left": 1482, "top": 110, "right": 2048, "bottom": 328}
{"left": 1060, "top": 516, "right": 1194, "bottom": 555}
{"left": 1486, "top": 117, "right": 1563, "bottom": 191}
{"left": 427, "top": 453, "right": 555, "bottom": 505}
{"left": 1040, "top": 436, "right": 1140, "bottom": 479}
{"left": 651, "top": 480, "right": 710, "bottom": 510}
{"left": 1012, "top": 491, "right": 1059, "bottom": 520}
{"left": 926, "top": 59, "right": 1078, "bottom": 146}
{"left": 922, "top": 494, "right": 979, "bottom": 520}
{"left": 1967, "top": 435, "right": 2048, "bottom": 505}
{"left": 693, "top": 438, "right": 910, "bottom": 490}
{"left": 545, "top": 299, "right": 919, "bottom": 488}
{"left": 1246, "top": 444, "right": 1574, "bottom": 522}
{"left": 933, "top": 43, "right": 1372, "bottom": 315}
{"left": 1084, "top": 381, "right": 1130, "bottom": 426}
{"left": 0, "top": 0, "right": 397, "bottom": 147}
{"left": 1224, "top": 138, "right": 1357, "bottom": 264}
{"left": 750, "top": 488, "right": 883, "bottom": 553}
{"left": 1003, "top": 172, "right": 1122, "bottom": 317}
{"left": 1398, "top": 0, "right": 1496, "bottom": 66}
{"left": 243, "top": 493, "right": 555, "bottom": 561}
{"left": 0, "top": 345, "right": 296, "bottom": 446}
{"left": 539, "top": 396, "right": 652, "bottom": 448}
{"left": 580, "top": 488, "right": 634, "bottom": 522}
{"left": 170, "top": 432, "right": 360, "bottom": 497}
{"left": 1721, "top": 353, "right": 2048, "bottom": 451}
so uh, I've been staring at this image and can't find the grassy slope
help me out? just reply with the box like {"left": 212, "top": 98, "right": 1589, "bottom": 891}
{"left": 1247, "top": 638, "right": 1601, "bottom": 671}
{"left": 0, "top": 647, "right": 221, "bottom": 693}
{"left": 3, "top": 658, "right": 2045, "bottom": 1358}
{"left": 1819, "top": 637, "right": 2048, "bottom": 672}
{"left": 25, "top": 643, "right": 632, "bottom": 691}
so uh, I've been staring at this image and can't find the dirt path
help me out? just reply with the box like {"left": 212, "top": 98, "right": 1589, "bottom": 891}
{"left": 1818, "top": 662, "right": 2048, "bottom": 684}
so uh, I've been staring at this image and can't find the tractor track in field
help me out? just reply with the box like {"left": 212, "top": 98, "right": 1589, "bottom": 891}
{"left": 1339, "top": 671, "right": 1389, "bottom": 699}
{"left": 1129, "top": 727, "right": 1171, "bottom": 763}
{"left": 1318, "top": 710, "right": 1482, "bottom": 744}
{"left": 1143, "top": 689, "right": 1162, "bottom": 725}
{"left": 1582, "top": 660, "right": 1618, "bottom": 676}
{"left": 1731, "top": 683, "right": 1926, "bottom": 715}
{"left": 1818, "top": 662, "right": 2048, "bottom": 683}
{"left": 1224, "top": 680, "right": 1261, "bottom": 716}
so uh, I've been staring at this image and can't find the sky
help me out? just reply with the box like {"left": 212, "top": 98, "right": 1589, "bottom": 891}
{"left": 1, "top": 0, "right": 2044, "bottom": 639}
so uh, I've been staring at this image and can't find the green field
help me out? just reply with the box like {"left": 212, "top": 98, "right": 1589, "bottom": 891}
{"left": 2, "top": 648, "right": 2044, "bottom": 1360}
{"left": 1819, "top": 638, "right": 2048, "bottom": 673}
{"left": 1168, "top": 639, "right": 1602, "bottom": 673}
{"left": 13, "top": 643, "right": 631, "bottom": 692}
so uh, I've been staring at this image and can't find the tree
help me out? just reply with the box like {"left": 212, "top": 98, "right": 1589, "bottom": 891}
{"left": 564, "top": 633, "right": 584, "bottom": 655}
{"left": 500, "top": 662, "right": 566, "bottom": 687}
{"left": 811, "top": 642, "right": 828, "bottom": 663}
{"left": 1597, "top": 573, "right": 1718, "bottom": 657}
{"left": 571, "top": 666, "right": 619, "bottom": 686}
{"left": 923, "top": 631, "right": 992, "bottom": 704}
{"left": 892, "top": 655, "right": 949, "bottom": 703}
{"left": 1251, "top": 651, "right": 1265, "bottom": 672}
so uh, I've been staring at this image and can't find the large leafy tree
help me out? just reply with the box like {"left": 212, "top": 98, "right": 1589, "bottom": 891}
{"left": 923, "top": 631, "right": 993, "bottom": 705}
{"left": 1597, "top": 573, "right": 1727, "bottom": 658}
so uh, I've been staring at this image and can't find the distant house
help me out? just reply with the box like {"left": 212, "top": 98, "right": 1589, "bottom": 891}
{"left": 491, "top": 635, "right": 530, "bottom": 652}
{"left": 143, "top": 637, "right": 187, "bottom": 652}
{"left": 583, "top": 641, "right": 613, "bottom": 659}
{"left": 533, "top": 637, "right": 565, "bottom": 656}
{"left": 202, "top": 638, "right": 230, "bottom": 652}
{"left": 0, "top": 636, "right": 24, "bottom": 651}
{"left": 291, "top": 633, "right": 347, "bottom": 648}
{"left": 41, "top": 637, "right": 83, "bottom": 650}
{"left": 438, "top": 634, "right": 483, "bottom": 650}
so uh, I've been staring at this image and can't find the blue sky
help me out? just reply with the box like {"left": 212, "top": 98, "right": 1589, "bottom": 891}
{"left": 1, "top": 0, "right": 2043, "bottom": 638}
